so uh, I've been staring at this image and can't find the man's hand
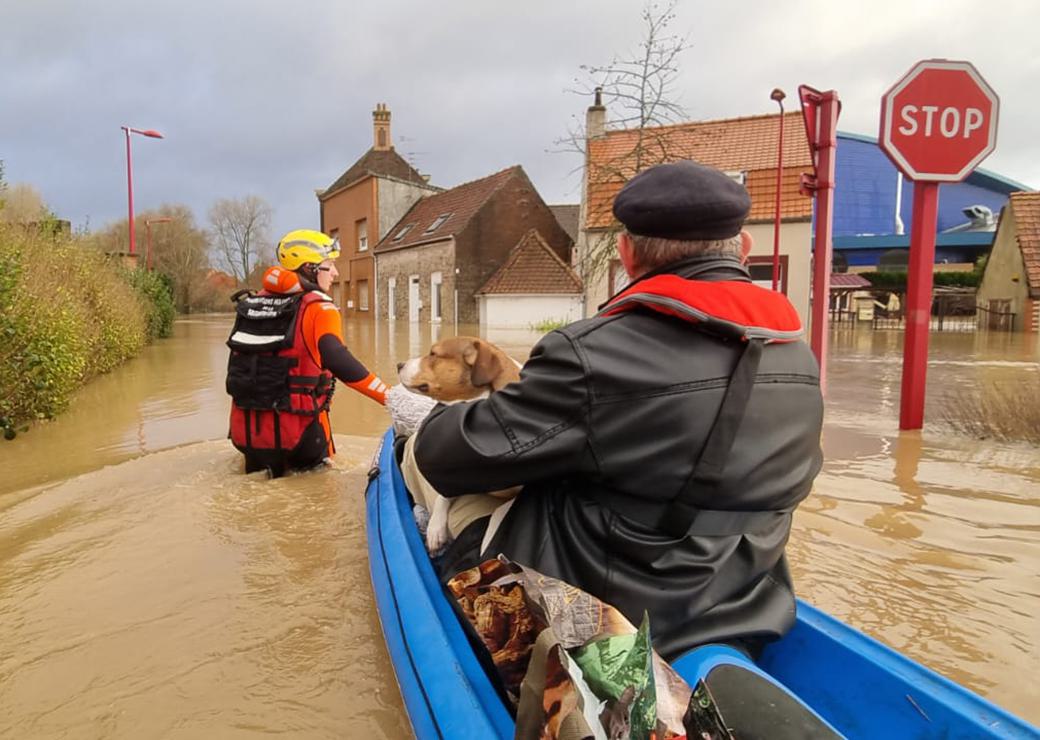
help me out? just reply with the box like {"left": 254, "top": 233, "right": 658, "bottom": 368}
{"left": 386, "top": 384, "right": 437, "bottom": 436}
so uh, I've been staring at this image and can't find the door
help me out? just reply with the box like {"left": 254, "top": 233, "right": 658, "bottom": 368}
{"left": 408, "top": 275, "right": 420, "bottom": 322}
{"left": 387, "top": 277, "right": 396, "bottom": 321}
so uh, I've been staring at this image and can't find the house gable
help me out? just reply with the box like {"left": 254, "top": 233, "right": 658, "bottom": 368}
{"left": 479, "top": 229, "right": 582, "bottom": 295}
{"left": 1009, "top": 192, "right": 1040, "bottom": 298}
{"left": 321, "top": 148, "right": 429, "bottom": 199}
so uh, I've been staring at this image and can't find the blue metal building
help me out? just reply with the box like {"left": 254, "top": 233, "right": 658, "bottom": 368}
{"left": 831, "top": 132, "right": 1030, "bottom": 268}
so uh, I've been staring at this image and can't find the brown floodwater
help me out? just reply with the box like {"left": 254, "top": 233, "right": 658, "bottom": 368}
{"left": 1, "top": 315, "right": 1037, "bottom": 737}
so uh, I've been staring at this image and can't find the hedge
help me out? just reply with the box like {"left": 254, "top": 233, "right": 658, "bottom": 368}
{"left": 0, "top": 223, "right": 175, "bottom": 439}
{"left": 860, "top": 270, "right": 982, "bottom": 291}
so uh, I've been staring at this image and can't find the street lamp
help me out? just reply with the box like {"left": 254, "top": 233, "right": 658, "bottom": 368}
{"left": 769, "top": 88, "right": 786, "bottom": 292}
{"left": 121, "top": 126, "right": 164, "bottom": 258}
{"left": 145, "top": 217, "right": 172, "bottom": 270}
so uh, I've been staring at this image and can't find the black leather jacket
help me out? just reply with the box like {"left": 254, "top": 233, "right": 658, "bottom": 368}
{"left": 414, "top": 256, "right": 824, "bottom": 659}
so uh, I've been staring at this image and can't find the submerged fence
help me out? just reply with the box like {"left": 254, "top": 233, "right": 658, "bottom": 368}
{"left": 829, "top": 289, "right": 1015, "bottom": 332}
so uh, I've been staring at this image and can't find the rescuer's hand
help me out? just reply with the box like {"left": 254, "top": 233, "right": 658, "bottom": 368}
{"left": 385, "top": 383, "right": 437, "bottom": 435}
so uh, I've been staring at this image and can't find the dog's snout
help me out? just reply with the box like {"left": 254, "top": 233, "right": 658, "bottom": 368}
{"left": 396, "top": 362, "right": 404, "bottom": 372}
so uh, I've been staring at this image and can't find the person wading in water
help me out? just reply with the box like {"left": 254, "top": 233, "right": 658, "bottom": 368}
{"left": 226, "top": 229, "right": 388, "bottom": 477}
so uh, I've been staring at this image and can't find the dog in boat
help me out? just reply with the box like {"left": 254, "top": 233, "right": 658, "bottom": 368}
{"left": 397, "top": 336, "right": 522, "bottom": 551}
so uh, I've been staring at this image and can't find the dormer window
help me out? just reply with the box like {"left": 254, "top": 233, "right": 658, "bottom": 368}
{"left": 424, "top": 213, "right": 452, "bottom": 234}
{"left": 392, "top": 224, "right": 414, "bottom": 241}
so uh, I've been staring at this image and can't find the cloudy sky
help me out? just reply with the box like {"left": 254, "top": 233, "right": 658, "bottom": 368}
{"left": 2, "top": 0, "right": 1037, "bottom": 246}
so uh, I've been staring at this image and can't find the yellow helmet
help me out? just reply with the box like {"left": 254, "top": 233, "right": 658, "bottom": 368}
{"left": 276, "top": 229, "right": 340, "bottom": 271}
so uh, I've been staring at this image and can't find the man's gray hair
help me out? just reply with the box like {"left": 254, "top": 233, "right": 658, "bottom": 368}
{"left": 626, "top": 231, "right": 743, "bottom": 271}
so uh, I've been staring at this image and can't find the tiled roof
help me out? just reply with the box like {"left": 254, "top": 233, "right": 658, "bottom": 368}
{"left": 830, "top": 273, "right": 871, "bottom": 289}
{"left": 374, "top": 166, "right": 523, "bottom": 251}
{"left": 1009, "top": 192, "right": 1040, "bottom": 297}
{"left": 586, "top": 112, "right": 813, "bottom": 229}
{"left": 322, "top": 148, "right": 428, "bottom": 197}
{"left": 549, "top": 204, "right": 580, "bottom": 243}
{"left": 478, "top": 229, "right": 582, "bottom": 295}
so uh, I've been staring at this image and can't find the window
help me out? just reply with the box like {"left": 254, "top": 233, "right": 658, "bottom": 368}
{"left": 356, "top": 219, "right": 368, "bottom": 252}
{"left": 392, "top": 224, "right": 414, "bottom": 241}
{"left": 724, "top": 170, "right": 747, "bottom": 185}
{"left": 745, "top": 255, "right": 788, "bottom": 294}
{"left": 358, "top": 279, "right": 370, "bottom": 311}
{"left": 430, "top": 272, "right": 443, "bottom": 322}
{"left": 424, "top": 213, "right": 452, "bottom": 234}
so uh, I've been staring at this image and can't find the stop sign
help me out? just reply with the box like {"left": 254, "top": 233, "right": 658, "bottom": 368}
{"left": 879, "top": 59, "right": 999, "bottom": 182}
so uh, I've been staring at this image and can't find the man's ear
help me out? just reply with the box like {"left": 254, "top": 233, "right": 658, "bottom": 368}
{"left": 739, "top": 230, "right": 753, "bottom": 264}
{"left": 465, "top": 340, "right": 504, "bottom": 389}
{"left": 617, "top": 231, "right": 640, "bottom": 278}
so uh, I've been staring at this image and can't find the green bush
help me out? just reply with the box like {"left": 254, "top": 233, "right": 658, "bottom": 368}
{"left": 529, "top": 317, "right": 569, "bottom": 333}
{"left": 0, "top": 223, "right": 172, "bottom": 439}
{"left": 125, "top": 268, "right": 176, "bottom": 338}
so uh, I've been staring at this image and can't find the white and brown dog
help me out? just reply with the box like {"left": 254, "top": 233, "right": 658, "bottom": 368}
{"left": 397, "top": 336, "right": 522, "bottom": 551}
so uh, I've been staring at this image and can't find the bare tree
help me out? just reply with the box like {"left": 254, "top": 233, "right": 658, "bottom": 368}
{"left": 209, "top": 195, "right": 272, "bottom": 283}
{"left": 86, "top": 204, "right": 211, "bottom": 311}
{"left": 556, "top": 1, "right": 690, "bottom": 288}
{"left": 561, "top": 0, "right": 689, "bottom": 163}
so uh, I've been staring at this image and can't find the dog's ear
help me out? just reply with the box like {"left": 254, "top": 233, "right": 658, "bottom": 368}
{"left": 464, "top": 339, "right": 505, "bottom": 389}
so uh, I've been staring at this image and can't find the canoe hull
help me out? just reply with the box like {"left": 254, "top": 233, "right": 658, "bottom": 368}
{"left": 365, "top": 430, "right": 1037, "bottom": 739}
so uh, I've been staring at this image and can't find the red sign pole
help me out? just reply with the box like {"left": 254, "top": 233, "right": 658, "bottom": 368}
{"left": 899, "top": 182, "right": 939, "bottom": 429}
{"left": 878, "top": 59, "right": 999, "bottom": 430}
{"left": 807, "top": 91, "right": 840, "bottom": 393}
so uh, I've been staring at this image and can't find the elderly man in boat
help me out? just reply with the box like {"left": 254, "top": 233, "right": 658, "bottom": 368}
{"left": 397, "top": 160, "right": 824, "bottom": 660}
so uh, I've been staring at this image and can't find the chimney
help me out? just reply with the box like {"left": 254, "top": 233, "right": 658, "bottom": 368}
{"left": 373, "top": 103, "right": 392, "bottom": 151}
{"left": 586, "top": 86, "right": 606, "bottom": 139}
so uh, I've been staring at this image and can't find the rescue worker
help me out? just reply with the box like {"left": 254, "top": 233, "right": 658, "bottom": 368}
{"left": 397, "top": 161, "right": 824, "bottom": 660}
{"left": 226, "top": 229, "right": 388, "bottom": 477}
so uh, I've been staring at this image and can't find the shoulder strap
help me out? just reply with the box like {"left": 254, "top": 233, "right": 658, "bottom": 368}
{"left": 604, "top": 339, "right": 789, "bottom": 538}
{"left": 662, "top": 338, "right": 765, "bottom": 537}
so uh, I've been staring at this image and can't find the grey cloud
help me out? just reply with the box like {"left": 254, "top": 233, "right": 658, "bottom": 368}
{"left": 1, "top": 0, "right": 1035, "bottom": 249}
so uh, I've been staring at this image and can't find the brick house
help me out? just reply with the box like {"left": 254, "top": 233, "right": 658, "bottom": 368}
{"left": 317, "top": 103, "right": 438, "bottom": 317}
{"left": 978, "top": 192, "right": 1040, "bottom": 332}
{"left": 373, "top": 165, "right": 572, "bottom": 325}
{"left": 578, "top": 99, "right": 814, "bottom": 323}
{"left": 476, "top": 229, "right": 583, "bottom": 328}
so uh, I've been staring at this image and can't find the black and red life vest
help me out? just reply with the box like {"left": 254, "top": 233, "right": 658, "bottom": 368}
{"left": 226, "top": 290, "right": 335, "bottom": 462}
{"left": 599, "top": 274, "right": 803, "bottom": 342}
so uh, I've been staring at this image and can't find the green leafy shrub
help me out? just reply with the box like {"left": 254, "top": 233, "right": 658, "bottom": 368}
{"left": 0, "top": 223, "right": 172, "bottom": 439}
{"left": 125, "top": 268, "right": 176, "bottom": 338}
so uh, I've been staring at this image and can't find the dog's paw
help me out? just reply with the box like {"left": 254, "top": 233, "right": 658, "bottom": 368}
{"left": 425, "top": 512, "right": 451, "bottom": 553}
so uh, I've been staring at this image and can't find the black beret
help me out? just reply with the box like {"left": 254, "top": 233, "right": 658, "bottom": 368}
{"left": 612, "top": 160, "right": 752, "bottom": 240}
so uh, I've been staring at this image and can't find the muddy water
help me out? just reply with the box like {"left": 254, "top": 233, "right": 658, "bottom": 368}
{"left": 1, "top": 315, "right": 1037, "bottom": 736}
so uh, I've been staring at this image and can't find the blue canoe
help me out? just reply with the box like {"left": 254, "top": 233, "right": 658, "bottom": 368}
{"left": 365, "top": 429, "right": 1037, "bottom": 739}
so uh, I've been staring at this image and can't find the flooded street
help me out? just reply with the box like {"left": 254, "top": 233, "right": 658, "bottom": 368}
{"left": 1, "top": 315, "right": 1037, "bottom": 737}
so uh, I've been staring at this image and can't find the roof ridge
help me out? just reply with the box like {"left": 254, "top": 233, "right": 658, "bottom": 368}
{"left": 602, "top": 110, "right": 802, "bottom": 137}
{"left": 446, "top": 163, "right": 522, "bottom": 192}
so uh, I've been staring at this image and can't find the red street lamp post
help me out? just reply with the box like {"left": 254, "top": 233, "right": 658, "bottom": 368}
{"left": 770, "top": 88, "right": 786, "bottom": 292}
{"left": 145, "top": 217, "right": 172, "bottom": 270}
{"left": 121, "top": 126, "right": 164, "bottom": 257}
